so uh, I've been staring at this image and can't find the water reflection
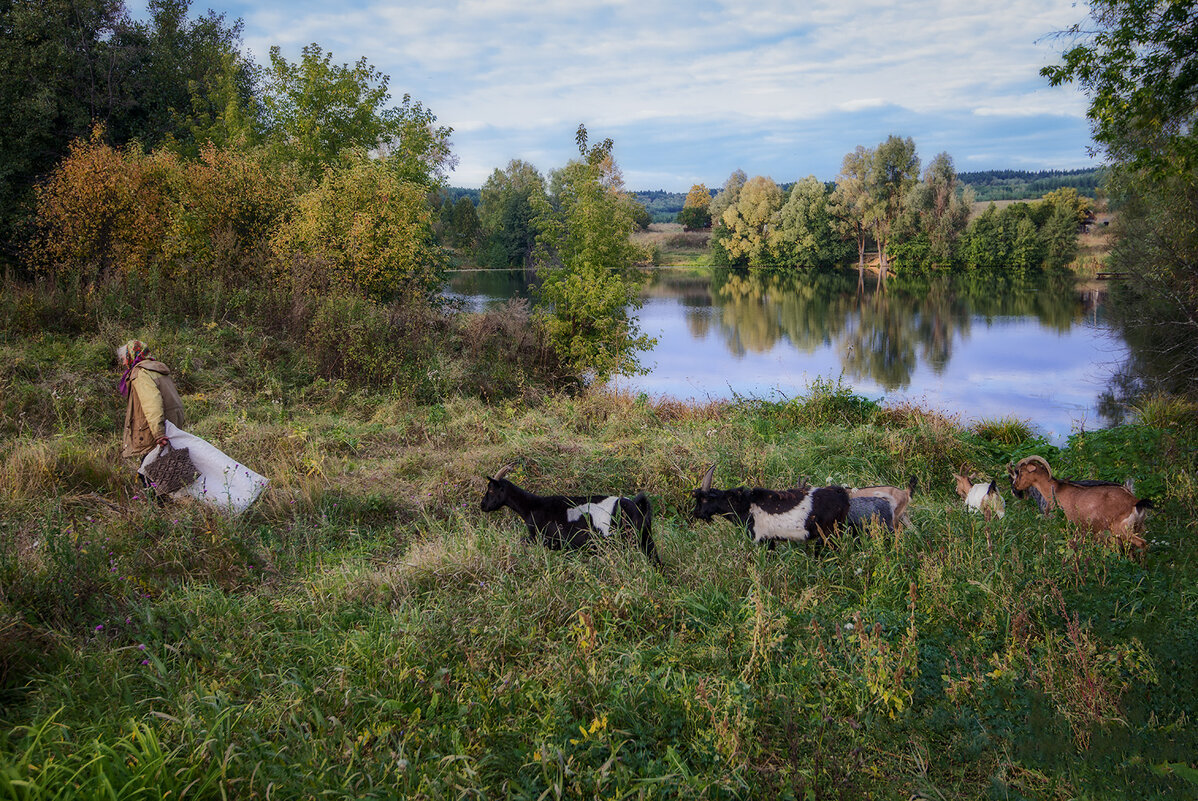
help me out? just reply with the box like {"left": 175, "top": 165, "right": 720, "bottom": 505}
{"left": 447, "top": 267, "right": 1129, "bottom": 440}
{"left": 672, "top": 269, "right": 1091, "bottom": 391}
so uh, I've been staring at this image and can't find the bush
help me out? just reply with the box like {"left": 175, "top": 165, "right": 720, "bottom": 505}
{"left": 274, "top": 153, "right": 444, "bottom": 303}
{"left": 304, "top": 292, "right": 440, "bottom": 394}
{"left": 26, "top": 128, "right": 172, "bottom": 284}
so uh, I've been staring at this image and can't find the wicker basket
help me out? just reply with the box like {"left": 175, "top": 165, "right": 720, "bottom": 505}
{"left": 143, "top": 442, "right": 199, "bottom": 494}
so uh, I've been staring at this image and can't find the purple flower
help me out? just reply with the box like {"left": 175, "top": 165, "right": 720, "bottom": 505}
{"left": 138, "top": 644, "right": 146, "bottom": 651}
{"left": 95, "top": 624, "right": 103, "bottom": 632}
{"left": 141, "top": 659, "right": 149, "bottom": 665}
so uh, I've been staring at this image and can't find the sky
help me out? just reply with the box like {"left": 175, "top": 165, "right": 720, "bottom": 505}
{"left": 132, "top": 0, "right": 1100, "bottom": 191}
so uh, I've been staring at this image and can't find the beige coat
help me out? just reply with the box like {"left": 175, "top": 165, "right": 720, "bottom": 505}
{"left": 122, "top": 360, "right": 185, "bottom": 458}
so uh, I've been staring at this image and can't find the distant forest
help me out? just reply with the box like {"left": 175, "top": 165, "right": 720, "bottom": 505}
{"left": 446, "top": 167, "right": 1107, "bottom": 223}
{"left": 957, "top": 167, "right": 1106, "bottom": 202}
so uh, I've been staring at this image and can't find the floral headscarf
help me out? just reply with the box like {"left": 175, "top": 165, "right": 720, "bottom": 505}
{"left": 117, "top": 339, "right": 150, "bottom": 397}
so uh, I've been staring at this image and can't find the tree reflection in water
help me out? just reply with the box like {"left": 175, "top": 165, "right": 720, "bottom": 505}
{"left": 673, "top": 268, "right": 1089, "bottom": 391}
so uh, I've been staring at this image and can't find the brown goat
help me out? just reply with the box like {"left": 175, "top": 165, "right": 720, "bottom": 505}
{"left": 1009, "top": 456, "right": 1150, "bottom": 552}
{"left": 850, "top": 477, "right": 916, "bottom": 530}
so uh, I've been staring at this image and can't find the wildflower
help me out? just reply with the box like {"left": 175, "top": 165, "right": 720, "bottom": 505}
{"left": 844, "top": 622, "right": 854, "bottom": 631}
{"left": 95, "top": 624, "right": 104, "bottom": 632}
{"left": 141, "top": 659, "right": 149, "bottom": 665}
{"left": 138, "top": 644, "right": 146, "bottom": 651}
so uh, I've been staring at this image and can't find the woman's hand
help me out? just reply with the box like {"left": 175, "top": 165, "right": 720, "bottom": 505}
{"left": 156, "top": 436, "right": 170, "bottom": 448}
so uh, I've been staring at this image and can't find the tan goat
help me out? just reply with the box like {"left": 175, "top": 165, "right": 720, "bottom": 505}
{"left": 1009, "top": 456, "right": 1150, "bottom": 552}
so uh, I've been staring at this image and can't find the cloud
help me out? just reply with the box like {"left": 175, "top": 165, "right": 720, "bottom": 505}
{"left": 129, "top": 0, "right": 1096, "bottom": 189}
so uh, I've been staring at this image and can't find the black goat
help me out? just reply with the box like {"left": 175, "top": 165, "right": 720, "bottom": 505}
{"left": 691, "top": 463, "right": 850, "bottom": 549}
{"left": 480, "top": 464, "right": 661, "bottom": 566}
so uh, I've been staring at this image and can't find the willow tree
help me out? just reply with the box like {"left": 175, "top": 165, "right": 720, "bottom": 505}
{"left": 769, "top": 175, "right": 848, "bottom": 269}
{"left": 869, "top": 135, "right": 920, "bottom": 283}
{"left": 830, "top": 146, "right": 874, "bottom": 286}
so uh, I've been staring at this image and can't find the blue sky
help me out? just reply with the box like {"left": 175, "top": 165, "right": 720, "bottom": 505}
{"left": 134, "top": 0, "right": 1099, "bottom": 191}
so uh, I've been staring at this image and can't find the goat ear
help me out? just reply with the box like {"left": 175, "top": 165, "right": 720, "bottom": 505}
{"left": 701, "top": 462, "right": 716, "bottom": 491}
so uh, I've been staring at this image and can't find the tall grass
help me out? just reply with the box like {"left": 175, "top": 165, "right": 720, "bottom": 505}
{"left": 1, "top": 310, "right": 1196, "bottom": 799}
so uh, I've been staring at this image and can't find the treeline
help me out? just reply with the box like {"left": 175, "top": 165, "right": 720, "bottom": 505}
{"left": 600, "top": 170, "right": 1104, "bottom": 226}
{"left": 958, "top": 168, "right": 1107, "bottom": 201}
{"left": 4, "top": 0, "right": 653, "bottom": 385}
{"left": 673, "top": 139, "right": 1092, "bottom": 278}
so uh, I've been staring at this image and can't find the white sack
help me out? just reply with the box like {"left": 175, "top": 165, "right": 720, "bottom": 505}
{"left": 140, "top": 421, "right": 269, "bottom": 514}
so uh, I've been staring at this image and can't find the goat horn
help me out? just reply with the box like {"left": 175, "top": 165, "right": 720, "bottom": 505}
{"left": 700, "top": 462, "right": 716, "bottom": 491}
{"left": 493, "top": 462, "right": 516, "bottom": 481}
{"left": 1017, "top": 455, "right": 1053, "bottom": 475}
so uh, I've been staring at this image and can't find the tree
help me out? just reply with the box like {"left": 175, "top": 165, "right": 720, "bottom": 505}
{"left": 830, "top": 145, "right": 874, "bottom": 285}
{"left": 478, "top": 159, "right": 546, "bottom": 269}
{"left": 628, "top": 197, "right": 652, "bottom": 230}
{"left": 720, "top": 175, "right": 782, "bottom": 266}
{"left": 261, "top": 43, "right": 451, "bottom": 184}
{"left": 1042, "top": 0, "right": 1198, "bottom": 176}
{"left": 448, "top": 196, "right": 480, "bottom": 250}
{"left": 532, "top": 125, "right": 654, "bottom": 381}
{"left": 1039, "top": 203, "right": 1080, "bottom": 270}
{"left": 272, "top": 152, "right": 442, "bottom": 303}
{"left": 769, "top": 176, "right": 848, "bottom": 269}
{"left": 27, "top": 127, "right": 170, "bottom": 284}
{"left": 1040, "top": 187, "right": 1092, "bottom": 228}
{"left": 709, "top": 169, "right": 747, "bottom": 225}
{"left": 678, "top": 183, "right": 711, "bottom": 230}
{"left": 888, "top": 152, "right": 972, "bottom": 271}
{"left": 112, "top": 0, "right": 259, "bottom": 155}
{"left": 0, "top": 0, "right": 133, "bottom": 259}
{"left": 1042, "top": 0, "right": 1198, "bottom": 391}
{"left": 869, "top": 135, "right": 920, "bottom": 282}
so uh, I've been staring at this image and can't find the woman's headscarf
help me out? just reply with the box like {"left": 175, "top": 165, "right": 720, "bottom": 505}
{"left": 117, "top": 339, "right": 150, "bottom": 397}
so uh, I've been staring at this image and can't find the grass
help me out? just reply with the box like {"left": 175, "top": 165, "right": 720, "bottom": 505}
{"left": 634, "top": 223, "right": 713, "bottom": 266}
{"left": 1, "top": 321, "right": 1197, "bottom": 800}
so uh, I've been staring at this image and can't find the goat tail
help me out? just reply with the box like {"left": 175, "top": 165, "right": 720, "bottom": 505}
{"left": 906, "top": 475, "right": 917, "bottom": 496}
{"left": 1135, "top": 498, "right": 1154, "bottom": 511}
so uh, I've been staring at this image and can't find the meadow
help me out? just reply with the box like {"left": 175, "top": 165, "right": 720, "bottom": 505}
{"left": 1, "top": 291, "right": 1196, "bottom": 800}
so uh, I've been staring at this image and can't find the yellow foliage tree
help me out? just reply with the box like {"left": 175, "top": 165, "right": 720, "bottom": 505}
{"left": 273, "top": 153, "right": 443, "bottom": 303}
{"left": 721, "top": 175, "right": 783, "bottom": 265}
{"left": 28, "top": 127, "right": 172, "bottom": 283}
{"left": 678, "top": 183, "right": 711, "bottom": 230}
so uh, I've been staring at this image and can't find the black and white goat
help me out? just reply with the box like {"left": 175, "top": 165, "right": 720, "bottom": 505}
{"left": 480, "top": 463, "right": 662, "bottom": 566}
{"left": 691, "top": 463, "right": 850, "bottom": 549}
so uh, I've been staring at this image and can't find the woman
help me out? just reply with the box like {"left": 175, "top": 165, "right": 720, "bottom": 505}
{"left": 117, "top": 339, "right": 185, "bottom": 473}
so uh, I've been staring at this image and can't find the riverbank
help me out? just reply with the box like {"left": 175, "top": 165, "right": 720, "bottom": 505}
{"left": 2, "top": 323, "right": 1196, "bottom": 799}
